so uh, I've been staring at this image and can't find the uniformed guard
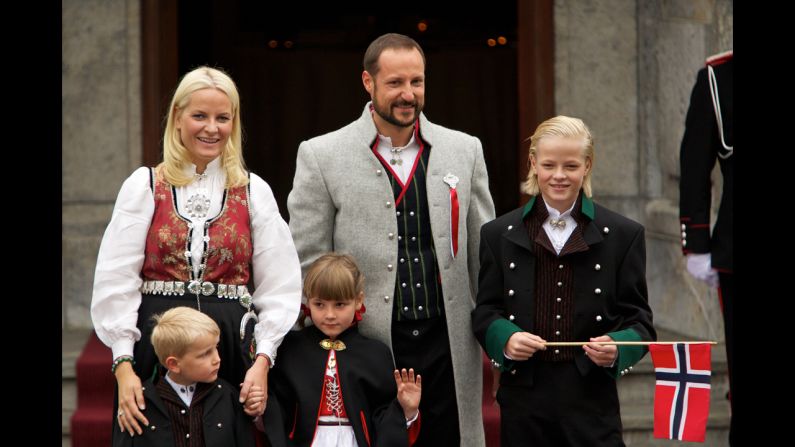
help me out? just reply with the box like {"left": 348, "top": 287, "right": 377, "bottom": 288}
{"left": 679, "top": 49, "right": 734, "bottom": 444}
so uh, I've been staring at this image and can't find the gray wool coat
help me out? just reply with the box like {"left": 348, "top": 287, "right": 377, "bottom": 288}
{"left": 287, "top": 103, "right": 494, "bottom": 446}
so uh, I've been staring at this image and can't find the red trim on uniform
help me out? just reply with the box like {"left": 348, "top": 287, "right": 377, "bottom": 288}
{"left": 360, "top": 410, "right": 371, "bottom": 446}
{"left": 680, "top": 217, "right": 692, "bottom": 222}
{"left": 717, "top": 283, "right": 724, "bottom": 313}
{"left": 370, "top": 121, "right": 425, "bottom": 207}
{"left": 689, "top": 223, "right": 710, "bottom": 228}
{"left": 706, "top": 50, "right": 732, "bottom": 66}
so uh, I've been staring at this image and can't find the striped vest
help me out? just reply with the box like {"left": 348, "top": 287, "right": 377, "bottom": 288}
{"left": 373, "top": 130, "right": 444, "bottom": 321}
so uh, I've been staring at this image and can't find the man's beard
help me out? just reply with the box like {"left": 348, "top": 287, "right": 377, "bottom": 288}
{"left": 373, "top": 97, "right": 422, "bottom": 128}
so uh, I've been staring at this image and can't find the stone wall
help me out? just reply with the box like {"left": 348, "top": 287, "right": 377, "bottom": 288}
{"left": 554, "top": 0, "right": 732, "bottom": 340}
{"left": 62, "top": 0, "right": 141, "bottom": 329}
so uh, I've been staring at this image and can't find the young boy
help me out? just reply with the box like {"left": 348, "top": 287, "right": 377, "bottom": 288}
{"left": 112, "top": 306, "right": 256, "bottom": 447}
{"left": 259, "top": 253, "right": 421, "bottom": 447}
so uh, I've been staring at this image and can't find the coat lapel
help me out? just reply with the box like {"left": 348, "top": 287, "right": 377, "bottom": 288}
{"left": 502, "top": 208, "right": 533, "bottom": 252}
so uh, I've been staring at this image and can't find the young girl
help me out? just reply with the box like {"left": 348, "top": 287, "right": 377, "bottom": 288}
{"left": 260, "top": 253, "right": 421, "bottom": 447}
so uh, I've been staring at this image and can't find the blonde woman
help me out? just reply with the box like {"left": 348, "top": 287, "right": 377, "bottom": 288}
{"left": 91, "top": 66, "right": 301, "bottom": 436}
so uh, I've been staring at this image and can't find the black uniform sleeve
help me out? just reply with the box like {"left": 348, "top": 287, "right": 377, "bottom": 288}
{"left": 679, "top": 67, "right": 719, "bottom": 255}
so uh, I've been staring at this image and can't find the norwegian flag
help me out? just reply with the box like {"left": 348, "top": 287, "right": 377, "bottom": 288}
{"left": 649, "top": 343, "right": 712, "bottom": 442}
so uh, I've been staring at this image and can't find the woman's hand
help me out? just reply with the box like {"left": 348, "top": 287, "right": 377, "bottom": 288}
{"left": 239, "top": 354, "right": 270, "bottom": 416}
{"left": 114, "top": 361, "right": 149, "bottom": 435}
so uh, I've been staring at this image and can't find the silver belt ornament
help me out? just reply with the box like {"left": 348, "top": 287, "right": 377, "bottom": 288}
{"left": 140, "top": 280, "right": 258, "bottom": 340}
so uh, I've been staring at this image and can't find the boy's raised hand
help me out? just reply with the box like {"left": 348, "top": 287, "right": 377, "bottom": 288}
{"left": 394, "top": 368, "right": 421, "bottom": 420}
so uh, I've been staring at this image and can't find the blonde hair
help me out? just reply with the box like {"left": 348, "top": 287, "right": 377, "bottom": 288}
{"left": 303, "top": 253, "right": 365, "bottom": 303}
{"left": 158, "top": 66, "right": 249, "bottom": 188}
{"left": 150, "top": 306, "right": 220, "bottom": 365}
{"left": 520, "top": 115, "right": 595, "bottom": 197}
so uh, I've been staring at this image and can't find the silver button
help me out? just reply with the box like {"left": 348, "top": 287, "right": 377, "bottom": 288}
{"left": 555, "top": 330, "right": 560, "bottom": 336}
{"left": 217, "top": 423, "right": 223, "bottom": 428}
{"left": 414, "top": 258, "right": 419, "bottom": 263}
{"left": 150, "top": 425, "right": 156, "bottom": 431}
{"left": 397, "top": 211, "right": 401, "bottom": 216}
{"left": 376, "top": 169, "right": 382, "bottom": 176}
{"left": 217, "top": 384, "right": 222, "bottom": 388}
{"left": 386, "top": 201, "right": 392, "bottom": 208}
{"left": 595, "top": 288, "right": 602, "bottom": 295}
{"left": 181, "top": 409, "right": 186, "bottom": 414}
{"left": 409, "top": 211, "right": 415, "bottom": 217}
{"left": 557, "top": 281, "right": 563, "bottom": 287}
{"left": 681, "top": 231, "right": 687, "bottom": 238}
{"left": 402, "top": 282, "right": 407, "bottom": 288}
{"left": 682, "top": 240, "right": 687, "bottom": 247}
{"left": 556, "top": 297, "right": 561, "bottom": 302}
{"left": 556, "top": 314, "right": 561, "bottom": 320}
{"left": 418, "top": 305, "right": 424, "bottom": 311}
{"left": 509, "top": 262, "right": 515, "bottom": 269}
{"left": 398, "top": 235, "right": 403, "bottom": 241}
{"left": 596, "top": 315, "right": 603, "bottom": 322}
{"left": 507, "top": 225, "right": 513, "bottom": 230}
{"left": 594, "top": 264, "right": 601, "bottom": 271}
{"left": 511, "top": 369, "right": 517, "bottom": 375}
{"left": 388, "top": 233, "right": 395, "bottom": 239}
{"left": 558, "top": 264, "right": 564, "bottom": 269}
{"left": 411, "top": 236, "right": 417, "bottom": 241}
{"left": 554, "top": 349, "right": 560, "bottom": 354}
{"left": 509, "top": 314, "right": 515, "bottom": 321}
{"left": 416, "top": 283, "right": 422, "bottom": 288}
{"left": 603, "top": 226, "right": 610, "bottom": 234}
{"left": 186, "top": 434, "right": 190, "bottom": 439}
{"left": 412, "top": 329, "right": 420, "bottom": 336}
{"left": 403, "top": 306, "right": 409, "bottom": 311}
{"left": 629, "top": 366, "right": 633, "bottom": 370}
{"left": 400, "top": 258, "right": 405, "bottom": 263}
{"left": 387, "top": 264, "right": 393, "bottom": 271}
{"left": 508, "top": 289, "right": 515, "bottom": 296}
{"left": 384, "top": 295, "right": 390, "bottom": 302}
{"left": 681, "top": 224, "right": 686, "bottom": 230}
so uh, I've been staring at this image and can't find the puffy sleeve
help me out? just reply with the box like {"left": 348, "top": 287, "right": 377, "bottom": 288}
{"left": 90, "top": 167, "right": 154, "bottom": 360}
{"left": 248, "top": 173, "right": 303, "bottom": 364}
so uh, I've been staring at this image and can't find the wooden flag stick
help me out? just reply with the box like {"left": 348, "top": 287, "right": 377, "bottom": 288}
{"left": 543, "top": 341, "right": 718, "bottom": 347}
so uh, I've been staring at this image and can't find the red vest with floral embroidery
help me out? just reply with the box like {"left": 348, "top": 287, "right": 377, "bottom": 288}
{"left": 141, "top": 171, "right": 253, "bottom": 285}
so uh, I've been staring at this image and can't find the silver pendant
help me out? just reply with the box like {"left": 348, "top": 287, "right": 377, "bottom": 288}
{"left": 186, "top": 193, "right": 210, "bottom": 219}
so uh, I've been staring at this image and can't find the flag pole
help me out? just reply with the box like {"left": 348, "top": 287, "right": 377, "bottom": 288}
{"left": 543, "top": 341, "right": 718, "bottom": 346}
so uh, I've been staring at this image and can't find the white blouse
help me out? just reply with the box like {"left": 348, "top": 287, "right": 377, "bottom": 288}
{"left": 90, "top": 157, "right": 302, "bottom": 364}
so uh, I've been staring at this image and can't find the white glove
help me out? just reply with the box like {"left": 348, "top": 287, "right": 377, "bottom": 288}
{"left": 686, "top": 253, "right": 719, "bottom": 288}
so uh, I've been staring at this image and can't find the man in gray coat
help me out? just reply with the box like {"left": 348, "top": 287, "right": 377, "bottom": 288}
{"left": 287, "top": 33, "right": 494, "bottom": 446}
